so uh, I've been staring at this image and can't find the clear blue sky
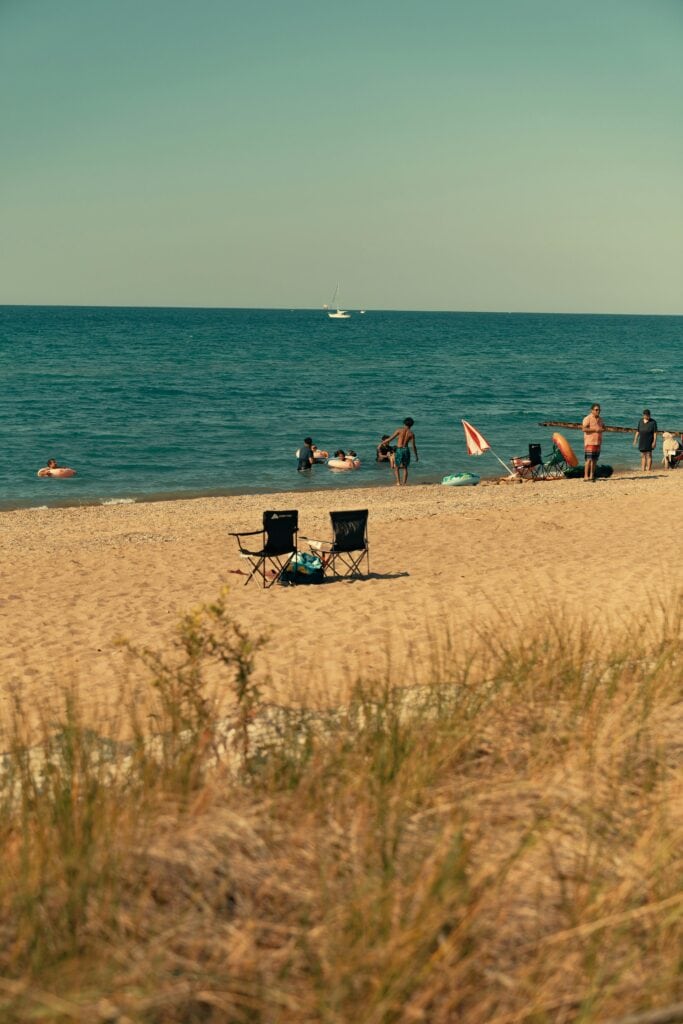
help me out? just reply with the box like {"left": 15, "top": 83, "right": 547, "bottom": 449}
{"left": 1, "top": 0, "right": 681, "bottom": 312}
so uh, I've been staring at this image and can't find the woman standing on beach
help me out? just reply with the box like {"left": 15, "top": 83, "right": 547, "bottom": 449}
{"left": 633, "top": 409, "right": 658, "bottom": 472}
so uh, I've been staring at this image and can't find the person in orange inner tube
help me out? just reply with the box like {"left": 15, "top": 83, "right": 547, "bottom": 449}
{"left": 37, "top": 458, "right": 76, "bottom": 478}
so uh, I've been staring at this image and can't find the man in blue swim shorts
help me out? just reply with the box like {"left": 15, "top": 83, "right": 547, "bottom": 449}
{"left": 385, "top": 417, "right": 419, "bottom": 486}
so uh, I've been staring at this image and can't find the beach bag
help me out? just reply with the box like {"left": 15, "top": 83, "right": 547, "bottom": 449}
{"left": 279, "top": 552, "right": 324, "bottom": 585}
{"left": 563, "top": 464, "right": 613, "bottom": 479}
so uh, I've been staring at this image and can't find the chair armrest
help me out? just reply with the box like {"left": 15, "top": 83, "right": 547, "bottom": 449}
{"left": 229, "top": 529, "right": 262, "bottom": 537}
{"left": 302, "top": 536, "right": 333, "bottom": 553}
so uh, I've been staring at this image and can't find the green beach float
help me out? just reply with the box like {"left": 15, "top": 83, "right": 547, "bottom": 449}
{"left": 441, "top": 472, "right": 480, "bottom": 487}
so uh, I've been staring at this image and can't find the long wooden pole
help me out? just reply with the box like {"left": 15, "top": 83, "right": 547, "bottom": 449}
{"left": 539, "top": 420, "right": 683, "bottom": 435}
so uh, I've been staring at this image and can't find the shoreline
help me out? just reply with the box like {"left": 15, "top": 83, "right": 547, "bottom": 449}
{"left": 0, "top": 460, "right": 650, "bottom": 514}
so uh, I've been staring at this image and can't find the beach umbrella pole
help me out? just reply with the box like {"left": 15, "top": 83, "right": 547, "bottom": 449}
{"left": 489, "top": 448, "right": 515, "bottom": 475}
{"left": 461, "top": 419, "right": 515, "bottom": 476}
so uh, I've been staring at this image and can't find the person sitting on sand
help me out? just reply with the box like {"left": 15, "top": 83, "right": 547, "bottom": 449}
{"left": 384, "top": 417, "right": 418, "bottom": 486}
{"left": 376, "top": 435, "right": 396, "bottom": 464}
{"left": 37, "top": 458, "right": 76, "bottom": 478}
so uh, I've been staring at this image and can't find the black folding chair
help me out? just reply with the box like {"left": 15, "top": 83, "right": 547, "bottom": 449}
{"left": 304, "top": 509, "right": 369, "bottom": 579}
{"left": 230, "top": 510, "right": 298, "bottom": 587}
{"left": 511, "top": 443, "right": 545, "bottom": 480}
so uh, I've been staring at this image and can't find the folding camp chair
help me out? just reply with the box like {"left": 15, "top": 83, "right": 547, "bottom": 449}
{"left": 510, "top": 443, "right": 545, "bottom": 480}
{"left": 542, "top": 444, "right": 568, "bottom": 479}
{"left": 229, "top": 510, "right": 298, "bottom": 587}
{"left": 303, "top": 509, "right": 369, "bottom": 579}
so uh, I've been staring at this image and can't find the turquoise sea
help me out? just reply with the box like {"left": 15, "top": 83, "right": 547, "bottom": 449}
{"left": 1, "top": 306, "right": 682, "bottom": 511}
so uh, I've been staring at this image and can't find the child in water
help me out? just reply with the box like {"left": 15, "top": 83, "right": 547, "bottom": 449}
{"left": 376, "top": 434, "right": 396, "bottom": 464}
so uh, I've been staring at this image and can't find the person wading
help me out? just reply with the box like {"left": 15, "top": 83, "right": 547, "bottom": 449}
{"left": 385, "top": 417, "right": 418, "bottom": 486}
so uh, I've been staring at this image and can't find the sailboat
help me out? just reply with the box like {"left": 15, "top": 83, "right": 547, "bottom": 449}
{"left": 327, "top": 282, "right": 351, "bottom": 319}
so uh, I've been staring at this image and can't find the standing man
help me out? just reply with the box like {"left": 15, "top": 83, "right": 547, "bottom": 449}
{"left": 582, "top": 403, "right": 605, "bottom": 482}
{"left": 633, "top": 409, "right": 658, "bottom": 472}
{"left": 297, "top": 437, "right": 315, "bottom": 472}
{"left": 385, "top": 417, "right": 418, "bottom": 486}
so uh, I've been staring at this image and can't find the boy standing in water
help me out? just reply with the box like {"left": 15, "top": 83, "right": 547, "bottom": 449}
{"left": 385, "top": 417, "right": 418, "bottom": 485}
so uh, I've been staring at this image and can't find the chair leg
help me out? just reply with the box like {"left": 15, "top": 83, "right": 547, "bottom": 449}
{"left": 238, "top": 557, "right": 263, "bottom": 586}
{"left": 239, "top": 555, "right": 293, "bottom": 588}
{"left": 262, "top": 553, "right": 296, "bottom": 588}
{"left": 329, "top": 550, "right": 369, "bottom": 578}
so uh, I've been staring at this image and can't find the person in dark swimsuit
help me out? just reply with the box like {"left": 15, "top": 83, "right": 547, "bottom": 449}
{"left": 297, "top": 437, "right": 314, "bottom": 472}
{"left": 633, "top": 409, "right": 658, "bottom": 472}
{"left": 376, "top": 434, "right": 396, "bottom": 464}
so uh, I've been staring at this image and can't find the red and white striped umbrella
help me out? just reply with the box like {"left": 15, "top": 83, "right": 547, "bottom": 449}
{"left": 461, "top": 419, "right": 513, "bottom": 475}
{"left": 461, "top": 419, "right": 491, "bottom": 456}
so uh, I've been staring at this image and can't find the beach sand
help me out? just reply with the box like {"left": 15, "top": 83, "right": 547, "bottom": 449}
{"left": 2, "top": 471, "right": 682, "bottom": 726}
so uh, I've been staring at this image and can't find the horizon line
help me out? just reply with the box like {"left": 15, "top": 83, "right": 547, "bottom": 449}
{"left": 1, "top": 303, "right": 681, "bottom": 318}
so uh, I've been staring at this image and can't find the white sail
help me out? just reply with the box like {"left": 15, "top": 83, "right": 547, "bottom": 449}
{"left": 327, "top": 282, "right": 351, "bottom": 319}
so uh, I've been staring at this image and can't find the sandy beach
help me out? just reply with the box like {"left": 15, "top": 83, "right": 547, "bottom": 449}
{"left": 2, "top": 471, "right": 682, "bottom": 725}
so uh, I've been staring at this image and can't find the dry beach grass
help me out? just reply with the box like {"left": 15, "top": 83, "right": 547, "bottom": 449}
{"left": 0, "top": 470, "right": 682, "bottom": 1022}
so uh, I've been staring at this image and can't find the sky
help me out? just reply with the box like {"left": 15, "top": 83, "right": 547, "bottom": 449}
{"left": 1, "top": 0, "right": 681, "bottom": 313}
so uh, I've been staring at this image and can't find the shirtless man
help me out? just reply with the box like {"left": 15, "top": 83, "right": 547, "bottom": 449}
{"left": 37, "top": 458, "right": 76, "bottom": 478}
{"left": 582, "top": 403, "right": 604, "bottom": 482}
{"left": 385, "top": 417, "right": 418, "bottom": 486}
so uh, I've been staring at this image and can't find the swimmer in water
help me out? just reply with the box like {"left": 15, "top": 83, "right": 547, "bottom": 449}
{"left": 37, "top": 458, "right": 76, "bottom": 478}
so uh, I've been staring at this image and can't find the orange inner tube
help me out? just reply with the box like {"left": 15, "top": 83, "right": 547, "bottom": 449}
{"left": 552, "top": 431, "right": 578, "bottom": 467}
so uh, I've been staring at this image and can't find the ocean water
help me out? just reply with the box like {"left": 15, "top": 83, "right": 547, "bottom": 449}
{"left": 1, "top": 306, "right": 682, "bottom": 510}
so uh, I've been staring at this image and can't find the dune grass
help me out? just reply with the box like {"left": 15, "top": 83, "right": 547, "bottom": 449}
{"left": 0, "top": 592, "right": 681, "bottom": 1023}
